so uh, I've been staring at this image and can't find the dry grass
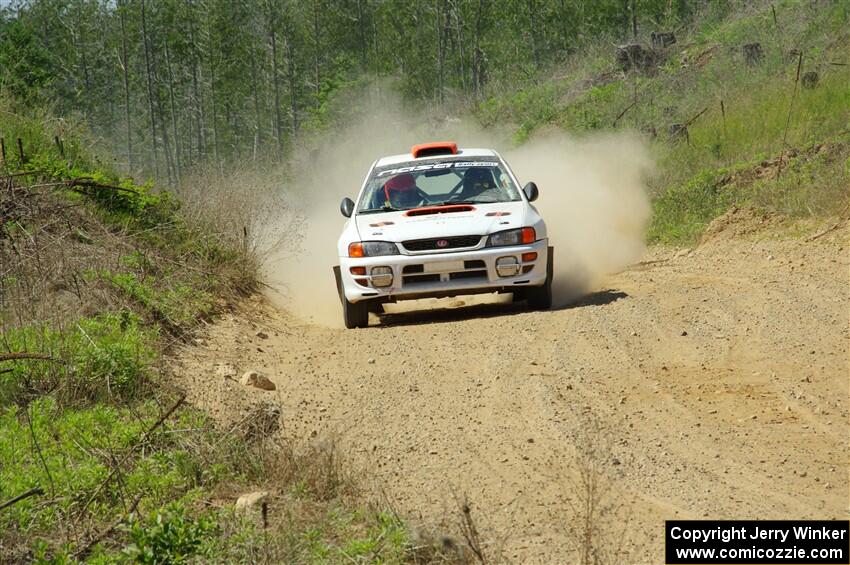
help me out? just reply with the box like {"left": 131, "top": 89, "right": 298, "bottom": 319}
{"left": 0, "top": 175, "right": 134, "bottom": 327}
{"left": 0, "top": 171, "right": 258, "bottom": 339}
{"left": 175, "top": 164, "right": 300, "bottom": 265}
{"left": 566, "top": 416, "right": 645, "bottom": 565}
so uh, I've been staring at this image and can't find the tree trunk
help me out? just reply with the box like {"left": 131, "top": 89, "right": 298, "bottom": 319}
{"left": 187, "top": 0, "right": 206, "bottom": 161}
{"left": 140, "top": 0, "right": 159, "bottom": 178}
{"left": 249, "top": 52, "right": 262, "bottom": 157}
{"left": 436, "top": 0, "right": 445, "bottom": 104}
{"left": 453, "top": 1, "right": 466, "bottom": 94}
{"left": 164, "top": 41, "right": 182, "bottom": 184}
{"left": 631, "top": 0, "right": 638, "bottom": 40}
{"left": 118, "top": 0, "right": 133, "bottom": 171}
{"left": 528, "top": 0, "right": 540, "bottom": 69}
{"left": 472, "top": 0, "right": 486, "bottom": 97}
{"left": 558, "top": 0, "right": 570, "bottom": 53}
{"left": 312, "top": 0, "right": 321, "bottom": 104}
{"left": 356, "top": 0, "right": 367, "bottom": 67}
{"left": 268, "top": 0, "right": 283, "bottom": 152}
{"left": 285, "top": 35, "right": 299, "bottom": 133}
{"left": 209, "top": 57, "right": 220, "bottom": 163}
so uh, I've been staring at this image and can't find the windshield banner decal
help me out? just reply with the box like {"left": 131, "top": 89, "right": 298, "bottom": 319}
{"left": 376, "top": 161, "right": 500, "bottom": 177}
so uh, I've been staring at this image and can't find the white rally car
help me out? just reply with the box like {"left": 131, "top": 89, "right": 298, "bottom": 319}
{"left": 334, "top": 141, "right": 552, "bottom": 328}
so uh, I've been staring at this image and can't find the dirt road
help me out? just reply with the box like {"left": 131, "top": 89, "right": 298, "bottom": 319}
{"left": 175, "top": 211, "right": 849, "bottom": 563}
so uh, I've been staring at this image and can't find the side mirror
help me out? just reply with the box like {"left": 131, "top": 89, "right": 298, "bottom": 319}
{"left": 340, "top": 197, "right": 354, "bottom": 218}
{"left": 523, "top": 182, "right": 539, "bottom": 202}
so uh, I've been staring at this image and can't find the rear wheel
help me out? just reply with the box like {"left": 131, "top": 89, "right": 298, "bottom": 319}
{"left": 526, "top": 246, "right": 554, "bottom": 310}
{"left": 343, "top": 297, "right": 370, "bottom": 329}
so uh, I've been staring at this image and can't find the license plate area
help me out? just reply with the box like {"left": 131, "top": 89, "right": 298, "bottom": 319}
{"left": 424, "top": 260, "right": 465, "bottom": 273}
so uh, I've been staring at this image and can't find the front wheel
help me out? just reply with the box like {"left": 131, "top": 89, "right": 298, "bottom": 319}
{"left": 342, "top": 297, "right": 370, "bottom": 328}
{"left": 526, "top": 246, "right": 553, "bottom": 310}
{"left": 334, "top": 265, "right": 370, "bottom": 328}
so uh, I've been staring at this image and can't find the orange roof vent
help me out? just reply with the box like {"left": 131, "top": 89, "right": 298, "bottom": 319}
{"left": 411, "top": 141, "right": 458, "bottom": 159}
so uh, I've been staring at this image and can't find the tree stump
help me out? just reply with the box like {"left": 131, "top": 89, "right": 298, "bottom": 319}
{"left": 616, "top": 44, "right": 656, "bottom": 73}
{"left": 668, "top": 123, "right": 689, "bottom": 143}
{"left": 651, "top": 31, "right": 676, "bottom": 49}
{"left": 801, "top": 71, "right": 819, "bottom": 89}
{"left": 743, "top": 43, "right": 763, "bottom": 66}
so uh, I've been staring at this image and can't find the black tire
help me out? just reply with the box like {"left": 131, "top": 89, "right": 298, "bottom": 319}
{"left": 343, "top": 297, "right": 370, "bottom": 329}
{"left": 527, "top": 246, "right": 554, "bottom": 310}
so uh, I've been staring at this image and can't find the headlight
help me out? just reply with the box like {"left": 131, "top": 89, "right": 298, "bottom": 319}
{"left": 348, "top": 241, "right": 400, "bottom": 257}
{"left": 487, "top": 227, "right": 536, "bottom": 247}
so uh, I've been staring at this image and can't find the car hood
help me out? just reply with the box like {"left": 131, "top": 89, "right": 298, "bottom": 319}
{"left": 354, "top": 201, "right": 531, "bottom": 243}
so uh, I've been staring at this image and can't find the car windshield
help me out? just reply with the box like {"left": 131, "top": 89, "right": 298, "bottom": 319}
{"left": 358, "top": 158, "right": 522, "bottom": 213}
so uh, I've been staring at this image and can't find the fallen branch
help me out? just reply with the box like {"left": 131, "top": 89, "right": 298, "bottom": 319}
{"left": 0, "top": 487, "right": 44, "bottom": 511}
{"left": 806, "top": 219, "right": 848, "bottom": 242}
{"left": 0, "top": 352, "right": 58, "bottom": 363}
{"left": 79, "top": 395, "right": 186, "bottom": 517}
{"left": 666, "top": 107, "right": 708, "bottom": 142}
{"left": 66, "top": 178, "right": 138, "bottom": 195}
{"left": 612, "top": 99, "right": 639, "bottom": 127}
{"left": 683, "top": 106, "right": 709, "bottom": 128}
{"left": 0, "top": 176, "right": 139, "bottom": 195}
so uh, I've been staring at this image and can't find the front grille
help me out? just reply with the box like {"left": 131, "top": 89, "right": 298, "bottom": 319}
{"left": 402, "top": 235, "right": 482, "bottom": 252}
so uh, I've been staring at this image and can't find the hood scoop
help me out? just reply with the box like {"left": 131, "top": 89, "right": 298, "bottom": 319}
{"left": 405, "top": 205, "right": 475, "bottom": 217}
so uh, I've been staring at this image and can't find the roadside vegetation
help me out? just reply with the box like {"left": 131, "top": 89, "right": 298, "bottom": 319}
{"left": 476, "top": 0, "right": 848, "bottom": 243}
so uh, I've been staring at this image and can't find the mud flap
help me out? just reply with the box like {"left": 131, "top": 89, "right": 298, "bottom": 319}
{"left": 333, "top": 266, "right": 343, "bottom": 304}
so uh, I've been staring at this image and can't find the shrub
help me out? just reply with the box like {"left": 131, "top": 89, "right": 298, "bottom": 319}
{"left": 123, "top": 503, "right": 216, "bottom": 564}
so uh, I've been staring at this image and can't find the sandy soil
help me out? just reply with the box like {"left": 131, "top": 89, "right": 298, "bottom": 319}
{"left": 173, "top": 211, "right": 849, "bottom": 564}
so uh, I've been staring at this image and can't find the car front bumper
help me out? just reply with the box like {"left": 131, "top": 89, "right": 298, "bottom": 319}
{"left": 338, "top": 239, "right": 549, "bottom": 303}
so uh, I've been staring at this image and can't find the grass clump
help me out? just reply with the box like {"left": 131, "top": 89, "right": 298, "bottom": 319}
{"left": 0, "top": 312, "right": 156, "bottom": 406}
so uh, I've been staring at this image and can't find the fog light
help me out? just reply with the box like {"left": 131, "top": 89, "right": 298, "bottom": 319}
{"left": 371, "top": 266, "right": 393, "bottom": 287}
{"left": 496, "top": 256, "right": 520, "bottom": 277}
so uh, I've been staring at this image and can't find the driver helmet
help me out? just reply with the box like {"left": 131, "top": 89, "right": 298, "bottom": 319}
{"left": 383, "top": 173, "right": 419, "bottom": 208}
{"left": 462, "top": 167, "right": 495, "bottom": 195}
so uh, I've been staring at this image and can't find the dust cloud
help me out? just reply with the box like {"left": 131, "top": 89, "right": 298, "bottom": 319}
{"left": 263, "top": 92, "right": 652, "bottom": 325}
{"left": 504, "top": 132, "right": 653, "bottom": 304}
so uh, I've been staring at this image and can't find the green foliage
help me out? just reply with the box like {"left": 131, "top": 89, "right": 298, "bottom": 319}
{"left": 648, "top": 169, "right": 733, "bottom": 244}
{"left": 649, "top": 139, "right": 850, "bottom": 243}
{"left": 0, "top": 16, "right": 53, "bottom": 103}
{"left": 0, "top": 398, "right": 197, "bottom": 534}
{"left": 123, "top": 503, "right": 217, "bottom": 564}
{"left": 1, "top": 312, "right": 156, "bottom": 406}
{"left": 101, "top": 270, "right": 214, "bottom": 329}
